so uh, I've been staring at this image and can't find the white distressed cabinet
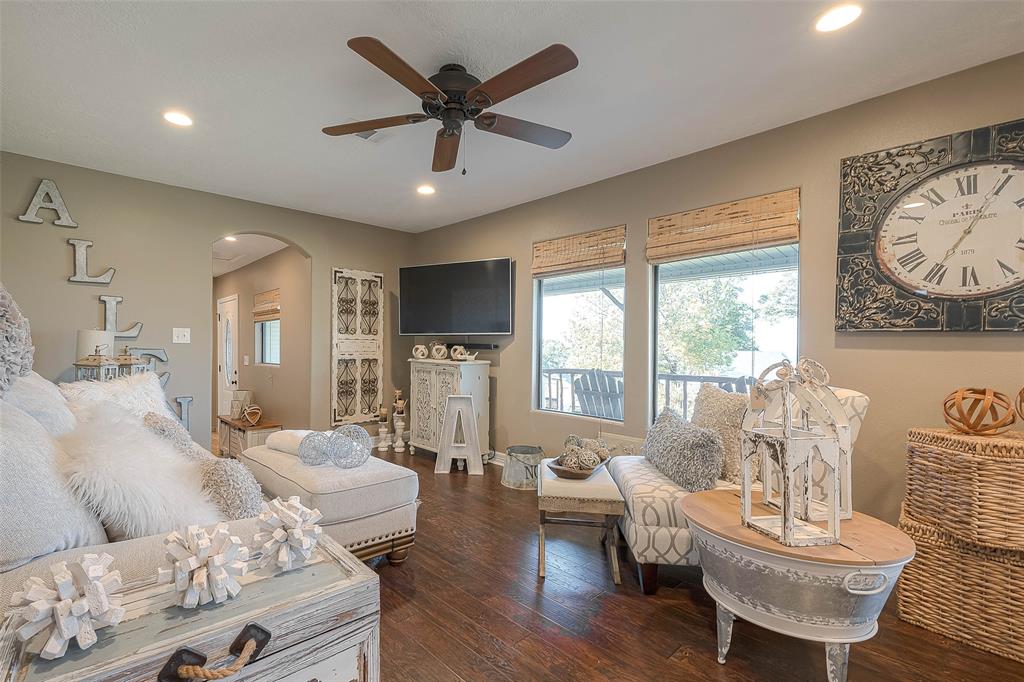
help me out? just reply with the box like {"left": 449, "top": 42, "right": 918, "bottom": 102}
{"left": 331, "top": 268, "right": 384, "bottom": 425}
{"left": 408, "top": 359, "right": 490, "bottom": 456}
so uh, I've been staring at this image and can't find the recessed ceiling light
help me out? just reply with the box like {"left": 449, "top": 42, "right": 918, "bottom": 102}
{"left": 902, "top": 202, "right": 925, "bottom": 209}
{"left": 815, "top": 4, "right": 862, "bottom": 32}
{"left": 416, "top": 185, "right": 436, "bottom": 195}
{"left": 224, "top": 236, "right": 238, "bottom": 242}
{"left": 163, "top": 110, "right": 193, "bottom": 127}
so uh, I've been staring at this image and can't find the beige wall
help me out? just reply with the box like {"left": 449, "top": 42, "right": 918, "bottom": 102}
{"left": 212, "top": 246, "right": 312, "bottom": 430}
{"left": 410, "top": 54, "right": 1024, "bottom": 522}
{"left": 0, "top": 153, "right": 415, "bottom": 447}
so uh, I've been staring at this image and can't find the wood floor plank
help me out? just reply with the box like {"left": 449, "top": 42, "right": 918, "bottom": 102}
{"left": 371, "top": 450, "right": 1024, "bottom": 681}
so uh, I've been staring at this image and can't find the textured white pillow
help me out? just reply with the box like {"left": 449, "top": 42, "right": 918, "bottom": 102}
{"left": 59, "top": 402, "right": 221, "bottom": 541}
{"left": 60, "top": 371, "right": 176, "bottom": 420}
{"left": 4, "top": 371, "right": 76, "bottom": 437}
{"left": 0, "top": 400, "right": 107, "bottom": 571}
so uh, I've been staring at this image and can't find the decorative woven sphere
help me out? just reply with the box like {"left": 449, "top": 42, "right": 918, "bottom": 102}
{"left": 943, "top": 387, "right": 1016, "bottom": 436}
{"left": 242, "top": 404, "right": 262, "bottom": 426}
{"left": 298, "top": 431, "right": 332, "bottom": 466}
{"left": 1017, "top": 386, "right": 1024, "bottom": 422}
{"left": 564, "top": 434, "right": 584, "bottom": 449}
{"left": 577, "top": 450, "right": 601, "bottom": 469}
{"left": 556, "top": 448, "right": 584, "bottom": 470}
{"left": 325, "top": 425, "right": 373, "bottom": 468}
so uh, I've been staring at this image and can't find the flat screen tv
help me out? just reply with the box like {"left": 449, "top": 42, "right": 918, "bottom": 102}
{"left": 399, "top": 258, "right": 513, "bottom": 335}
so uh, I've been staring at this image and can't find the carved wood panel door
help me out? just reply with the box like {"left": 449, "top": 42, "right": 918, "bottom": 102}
{"left": 411, "top": 363, "right": 436, "bottom": 448}
{"left": 331, "top": 268, "right": 384, "bottom": 426}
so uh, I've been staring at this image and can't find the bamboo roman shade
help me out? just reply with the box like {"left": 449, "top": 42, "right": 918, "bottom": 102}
{"left": 532, "top": 225, "right": 626, "bottom": 278}
{"left": 646, "top": 188, "right": 799, "bottom": 264}
{"left": 253, "top": 289, "right": 281, "bottom": 322}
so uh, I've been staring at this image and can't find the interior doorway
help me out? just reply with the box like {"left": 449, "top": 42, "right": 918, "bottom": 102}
{"left": 216, "top": 294, "right": 239, "bottom": 416}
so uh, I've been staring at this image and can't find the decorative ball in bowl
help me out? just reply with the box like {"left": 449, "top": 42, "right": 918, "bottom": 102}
{"left": 547, "top": 444, "right": 610, "bottom": 480}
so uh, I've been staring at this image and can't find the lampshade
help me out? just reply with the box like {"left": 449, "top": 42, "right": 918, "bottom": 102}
{"left": 76, "top": 329, "right": 115, "bottom": 360}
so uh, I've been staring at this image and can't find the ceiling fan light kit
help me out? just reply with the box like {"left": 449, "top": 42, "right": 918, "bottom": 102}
{"left": 323, "top": 37, "right": 579, "bottom": 172}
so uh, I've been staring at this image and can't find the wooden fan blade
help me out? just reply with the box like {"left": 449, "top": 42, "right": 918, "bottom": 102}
{"left": 322, "top": 114, "right": 428, "bottom": 136}
{"left": 348, "top": 37, "right": 446, "bottom": 102}
{"left": 432, "top": 129, "right": 461, "bottom": 172}
{"left": 474, "top": 113, "right": 571, "bottom": 149}
{"left": 466, "top": 44, "right": 578, "bottom": 108}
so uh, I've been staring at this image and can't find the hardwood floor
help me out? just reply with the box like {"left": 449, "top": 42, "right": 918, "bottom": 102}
{"left": 373, "top": 449, "right": 1023, "bottom": 681}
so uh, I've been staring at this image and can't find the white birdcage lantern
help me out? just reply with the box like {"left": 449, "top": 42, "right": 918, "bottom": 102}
{"left": 740, "top": 358, "right": 851, "bottom": 547}
{"left": 73, "top": 345, "right": 119, "bottom": 382}
{"left": 113, "top": 346, "right": 149, "bottom": 377}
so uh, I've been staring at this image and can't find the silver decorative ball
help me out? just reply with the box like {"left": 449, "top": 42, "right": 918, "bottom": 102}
{"left": 325, "top": 425, "right": 372, "bottom": 469}
{"left": 298, "top": 431, "right": 332, "bottom": 466}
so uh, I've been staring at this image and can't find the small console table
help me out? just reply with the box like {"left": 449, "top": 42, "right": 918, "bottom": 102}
{"left": 681, "top": 489, "right": 915, "bottom": 682}
{"left": 217, "top": 415, "right": 282, "bottom": 458}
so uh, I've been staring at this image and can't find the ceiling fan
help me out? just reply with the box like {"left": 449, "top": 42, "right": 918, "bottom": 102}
{"left": 322, "top": 37, "right": 579, "bottom": 172}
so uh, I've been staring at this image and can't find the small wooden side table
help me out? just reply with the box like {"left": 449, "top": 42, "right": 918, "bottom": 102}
{"left": 217, "top": 415, "right": 282, "bottom": 458}
{"left": 537, "top": 459, "right": 624, "bottom": 584}
{"left": 681, "top": 489, "right": 915, "bottom": 682}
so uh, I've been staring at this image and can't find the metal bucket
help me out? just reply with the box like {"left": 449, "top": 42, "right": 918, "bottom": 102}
{"left": 690, "top": 525, "right": 909, "bottom": 643}
{"left": 501, "top": 445, "right": 545, "bottom": 490}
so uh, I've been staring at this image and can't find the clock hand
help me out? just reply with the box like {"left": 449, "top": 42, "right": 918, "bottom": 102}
{"left": 939, "top": 179, "right": 1002, "bottom": 265}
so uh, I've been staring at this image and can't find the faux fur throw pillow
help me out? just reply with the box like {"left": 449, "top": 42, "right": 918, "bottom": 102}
{"left": 0, "top": 283, "right": 35, "bottom": 396}
{"left": 691, "top": 383, "right": 750, "bottom": 484}
{"left": 60, "top": 371, "right": 176, "bottom": 421}
{"left": 143, "top": 411, "right": 210, "bottom": 462}
{"left": 59, "top": 402, "right": 221, "bottom": 541}
{"left": 643, "top": 407, "right": 723, "bottom": 492}
{"left": 200, "top": 458, "right": 264, "bottom": 520}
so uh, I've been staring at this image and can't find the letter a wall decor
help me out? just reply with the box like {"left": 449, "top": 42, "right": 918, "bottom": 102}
{"left": 18, "top": 178, "right": 193, "bottom": 427}
{"left": 331, "top": 268, "right": 384, "bottom": 425}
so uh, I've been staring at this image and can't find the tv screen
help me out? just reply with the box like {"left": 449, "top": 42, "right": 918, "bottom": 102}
{"left": 400, "top": 258, "right": 513, "bottom": 335}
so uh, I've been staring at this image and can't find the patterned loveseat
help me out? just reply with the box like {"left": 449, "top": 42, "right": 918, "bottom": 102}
{"left": 608, "top": 388, "right": 869, "bottom": 595}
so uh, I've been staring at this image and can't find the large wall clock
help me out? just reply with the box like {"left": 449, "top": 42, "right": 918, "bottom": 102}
{"left": 835, "top": 117, "right": 1024, "bottom": 331}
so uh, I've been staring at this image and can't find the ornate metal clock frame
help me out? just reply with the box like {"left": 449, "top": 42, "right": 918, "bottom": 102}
{"left": 835, "top": 117, "right": 1024, "bottom": 331}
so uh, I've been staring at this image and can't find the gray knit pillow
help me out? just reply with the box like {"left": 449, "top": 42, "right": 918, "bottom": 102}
{"left": 691, "top": 384, "right": 749, "bottom": 484}
{"left": 0, "top": 283, "right": 35, "bottom": 396}
{"left": 143, "top": 411, "right": 209, "bottom": 462}
{"left": 199, "top": 458, "right": 263, "bottom": 520}
{"left": 643, "top": 407, "right": 723, "bottom": 492}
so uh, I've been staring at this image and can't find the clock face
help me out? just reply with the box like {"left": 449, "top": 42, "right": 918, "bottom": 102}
{"left": 876, "top": 161, "right": 1024, "bottom": 298}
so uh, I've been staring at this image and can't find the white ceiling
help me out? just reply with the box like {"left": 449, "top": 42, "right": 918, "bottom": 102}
{"left": 2, "top": 2, "right": 1022, "bottom": 233}
{"left": 212, "top": 234, "right": 289, "bottom": 277}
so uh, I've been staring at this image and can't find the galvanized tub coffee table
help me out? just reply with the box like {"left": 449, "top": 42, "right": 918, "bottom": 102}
{"left": 681, "top": 490, "right": 915, "bottom": 682}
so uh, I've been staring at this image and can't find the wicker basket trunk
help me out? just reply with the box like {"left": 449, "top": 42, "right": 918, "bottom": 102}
{"left": 905, "top": 428, "right": 1024, "bottom": 550}
{"left": 898, "top": 512, "right": 1024, "bottom": 663}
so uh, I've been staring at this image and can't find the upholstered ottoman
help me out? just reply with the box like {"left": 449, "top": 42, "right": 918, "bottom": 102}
{"left": 240, "top": 445, "right": 419, "bottom": 565}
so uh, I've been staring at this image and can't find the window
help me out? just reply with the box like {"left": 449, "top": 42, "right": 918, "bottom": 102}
{"left": 654, "top": 245, "right": 799, "bottom": 419}
{"left": 255, "top": 319, "right": 280, "bottom": 365}
{"left": 537, "top": 267, "right": 625, "bottom": 420}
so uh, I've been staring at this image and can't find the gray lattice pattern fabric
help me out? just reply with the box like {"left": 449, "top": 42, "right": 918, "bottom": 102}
{"left": 619, "top": 506, "right": 699, "bottom": 566}
{"left": 642, "top": 407, "right": 723, "bottom": 492}
{"left": 608, "top": 455, "right": 693, "bottom": 527}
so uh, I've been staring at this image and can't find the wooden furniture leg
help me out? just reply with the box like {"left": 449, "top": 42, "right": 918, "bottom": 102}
{"left": 538, "top": 510, "right": 546, "bottom": 579}
{"left": 825, "top": 643, "right": 850, "bottom": 682}
{"left": 603, "top": 515, "right": 621, "bottom": 585}
{"left": 386, "top": 548, "right": 409, "bottom": 566}
{"left": 716, "top": 603, "right": 735, "bottom": 664}
{"left": 638, "top": 563, "right": 659, "bottom": 595}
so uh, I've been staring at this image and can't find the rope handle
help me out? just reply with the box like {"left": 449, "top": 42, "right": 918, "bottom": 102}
{"left": 157, "top": 622, "right": 271, "bottom": 682}
{"left": 178, "top": 638, "right": 257, "bottom": 680}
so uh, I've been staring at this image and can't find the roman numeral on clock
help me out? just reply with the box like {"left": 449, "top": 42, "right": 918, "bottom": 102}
{"left": 920, "top": 188, "right": 946, "bottom": 208}
{"left": 892, "top": 233, "right": 918, "bottom": 246}
{"left": 993, "top": 173, "right": 1014, "bottom": 196}
{"left": 961, "top": 265, "right": 979, "bottom": 287}
{"left": 896, "top": 248, "right": 928, "bottom": 272}
{"left": 922, "top": 262, "right": 947, "bottom": 285}
{"left": 898, "top": 213, "right": 925, "bottom": 224}
{"left": 1015, "top": 197, "right": 1024, "bottom": 209}
{"left": 955, "top": 174, "right": 978, "bottom": 196}
{"left": 997, "top": 259, "right": 1017, "bottom": 278}
{"left": 1017, "top": 237, "right": 1024, "bottom": 251}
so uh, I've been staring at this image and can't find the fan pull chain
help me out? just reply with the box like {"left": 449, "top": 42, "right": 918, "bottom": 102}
{"left": 462, "top": 127, "right": 469, "bottom": 175}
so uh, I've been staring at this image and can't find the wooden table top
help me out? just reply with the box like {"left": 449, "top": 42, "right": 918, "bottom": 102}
{"left": 217, "top": 415, "right": 282, "bottom": 430}
{"left": 681, "top": 489, "right": 915, "bottom": 567}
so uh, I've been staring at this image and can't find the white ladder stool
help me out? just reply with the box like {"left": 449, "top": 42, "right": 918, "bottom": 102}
{"left": 435, "top": 394, "right": 484, "bottom": 475}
